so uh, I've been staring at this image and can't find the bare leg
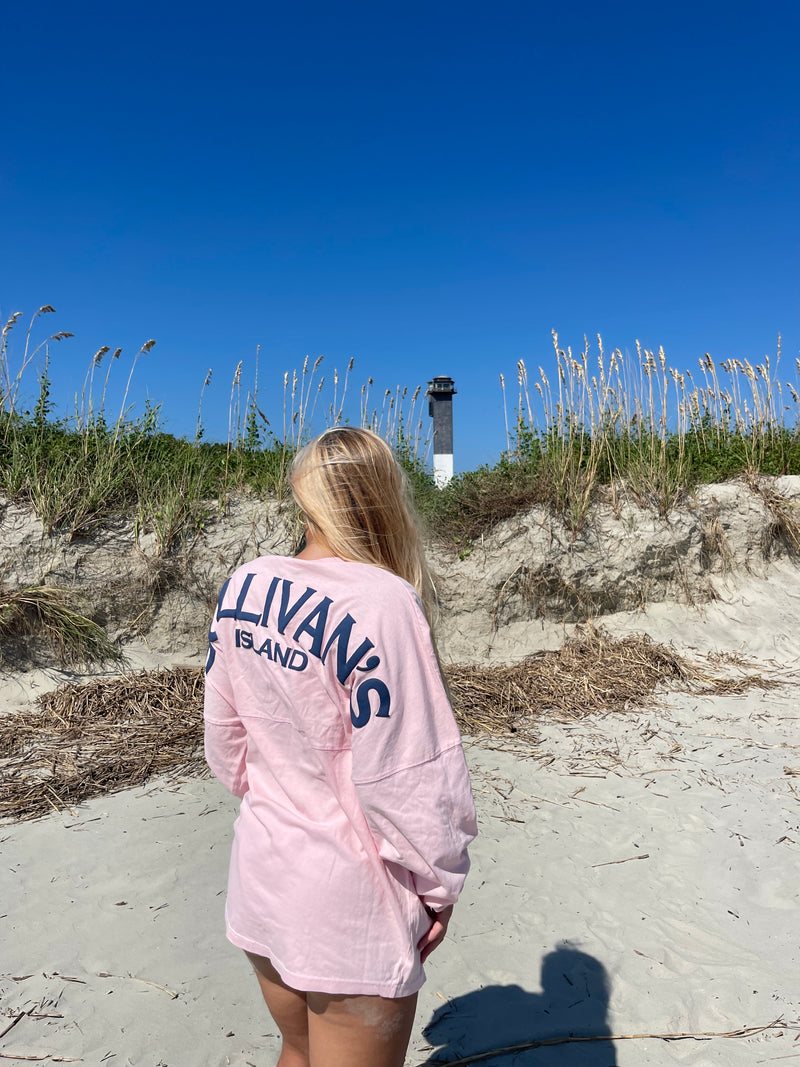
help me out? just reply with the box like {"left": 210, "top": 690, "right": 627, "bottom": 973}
{"left": 307, "top": 989, "right": 418, "bottom": 1067}
{"left": 246, "top": 952, "right": 310, "bottom": 1067}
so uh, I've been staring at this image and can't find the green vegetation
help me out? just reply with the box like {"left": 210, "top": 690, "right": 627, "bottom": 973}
{"left": 0, "top": 584, "right": 124, "bottom": 667}
{"left": 424, "top": 332, "right": 800, "bottom": 543}
{"left": 0, "top": 309, "right": 435, "bottom": 551}
{"left": 3, "top": 309, "right": 800, "bottom": 558}
{"left": 0, "top": 309, "right": 294, "bottom": 548}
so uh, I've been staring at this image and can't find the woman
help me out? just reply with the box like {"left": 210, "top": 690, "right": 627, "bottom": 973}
{"left": 204, "top": 426, "right": 477, "bottom": 1067}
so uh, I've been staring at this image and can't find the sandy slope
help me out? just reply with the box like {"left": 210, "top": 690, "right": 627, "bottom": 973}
{"left": 1, "top": 683, "right": 797, "bottom": 1065}
{"left": 2, "top": 494, "right": 800, "bottom": 1065}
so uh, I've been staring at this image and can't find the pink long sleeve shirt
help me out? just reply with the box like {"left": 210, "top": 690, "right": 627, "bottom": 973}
{"left": 203, "top": 554, "right": 477, "bottom": 997}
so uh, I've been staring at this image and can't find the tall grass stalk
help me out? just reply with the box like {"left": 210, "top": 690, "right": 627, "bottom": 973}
{"left": 504, "top": 333, "right": 800, "bottom": 531}
{"left": 1, "top": 307, "right": 73, "bottom": 442}
{"left": 3, "top": 307, "right": 799, "bottom": 548}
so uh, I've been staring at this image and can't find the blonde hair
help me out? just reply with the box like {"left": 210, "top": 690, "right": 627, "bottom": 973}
{"left": 290, "top": 427, "right": 435, "bottom": 622}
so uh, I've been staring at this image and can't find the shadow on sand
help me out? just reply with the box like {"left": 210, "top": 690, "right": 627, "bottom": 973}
{"left": 419, "top": 945, "right": 618, "bottom": 1066}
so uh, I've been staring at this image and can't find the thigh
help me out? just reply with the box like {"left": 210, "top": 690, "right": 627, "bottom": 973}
{"left": 246, "top": 952, "right": 310, "bottom": 1056}
{"left": 307, "top": 990, "right": 417, "bottom": 1067}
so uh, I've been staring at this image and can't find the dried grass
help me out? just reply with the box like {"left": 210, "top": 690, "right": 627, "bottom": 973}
{"left": 445, "top": 626, "right": 777, "bottom": 738}
{"left": 445, "top": 628, "right": 693, "bottom": 738}
{"left": 0, "top": 585, "right": 124, "bottom": 668}
{"left": 748, "top": 475, "right": 800, "bottom": 556}
{"left": 0, "top": 630, "right": 780, "bottom": 822}
{"left": 0, "top": 667, "right": 204, "bottom": 822}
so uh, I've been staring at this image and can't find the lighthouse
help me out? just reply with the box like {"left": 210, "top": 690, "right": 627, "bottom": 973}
{"left": 426, "top": 375, "right": 456, "bottom": 488}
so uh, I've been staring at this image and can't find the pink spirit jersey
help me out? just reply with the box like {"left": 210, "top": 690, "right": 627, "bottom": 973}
{"left": 203, "top": 554, "right": 477, "bottom": 997}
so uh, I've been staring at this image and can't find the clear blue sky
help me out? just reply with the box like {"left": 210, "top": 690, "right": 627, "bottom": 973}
{"left": 2, "top": 0, "right": 798, "bottom": 471}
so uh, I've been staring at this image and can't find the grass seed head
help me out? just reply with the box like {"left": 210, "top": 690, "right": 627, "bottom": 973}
{"left": 2, "top": 311, "right": 23, "bottom": 337}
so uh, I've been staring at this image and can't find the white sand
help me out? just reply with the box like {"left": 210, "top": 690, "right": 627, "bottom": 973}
{"left": 2, "top": 575, "right": 800, "bottom": 1064}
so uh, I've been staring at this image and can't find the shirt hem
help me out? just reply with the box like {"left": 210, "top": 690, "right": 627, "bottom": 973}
{"left": 225, "top": 924, "right": 426, "bottom": 998}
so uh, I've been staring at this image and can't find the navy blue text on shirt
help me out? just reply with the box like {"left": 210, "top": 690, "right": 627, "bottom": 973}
{"left": 206, "top": 574, "right": 391, "bottom": 728}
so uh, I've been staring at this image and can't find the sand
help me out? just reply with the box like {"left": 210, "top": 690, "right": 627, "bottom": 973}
{"left": 2, "top": 497, "right": 800, "bottom": 1065}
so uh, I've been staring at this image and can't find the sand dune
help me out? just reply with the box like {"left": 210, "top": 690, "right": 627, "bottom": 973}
{"left": 2, "top": 489, "right": 799, "bottom": 1064}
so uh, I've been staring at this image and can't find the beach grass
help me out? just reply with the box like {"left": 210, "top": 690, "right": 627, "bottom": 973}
{"left": 0, "top": 583, "right": 124, "bottom": 667}
{"left": 2, "top": 308, "right": 800, "bottom": 551}
{"left": 431, "top": 331, "right": 800, "bottom": 542}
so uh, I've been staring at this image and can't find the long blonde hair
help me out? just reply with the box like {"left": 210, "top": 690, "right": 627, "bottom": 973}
{"left": 290, "top": 427, "right": 435, "bottom": 622}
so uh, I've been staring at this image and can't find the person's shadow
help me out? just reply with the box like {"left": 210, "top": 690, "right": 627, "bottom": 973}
{"left": 419, "top": 945, "right": 618, "bottom": 1066}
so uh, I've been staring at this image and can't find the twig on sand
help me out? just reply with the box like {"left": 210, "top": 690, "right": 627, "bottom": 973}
{"left": 97, "top": 971, "right": 178, "bottom": 999}
{"left": 591, "top": 853, "right": 651, "bottom": 867}
{"left": 0, "top": 1012, "right": 25, "bottom": 1040}
{"left": 415, "top": 1017, "right": 791, "bottom": 1066}
{"left": 0, "top": 1056, "right": 82, "bottom": 1063}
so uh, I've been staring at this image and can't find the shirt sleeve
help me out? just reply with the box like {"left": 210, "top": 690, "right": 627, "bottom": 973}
{"left": 203, "top": 619, "right": 250, "bottom": 799}
{"left": 349, "top": 586, "right": 477, "bottom": 910}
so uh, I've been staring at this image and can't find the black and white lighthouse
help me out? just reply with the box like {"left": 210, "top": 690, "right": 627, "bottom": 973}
{"left": 426, "top": 375, "right": 456, "bottom": 487}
